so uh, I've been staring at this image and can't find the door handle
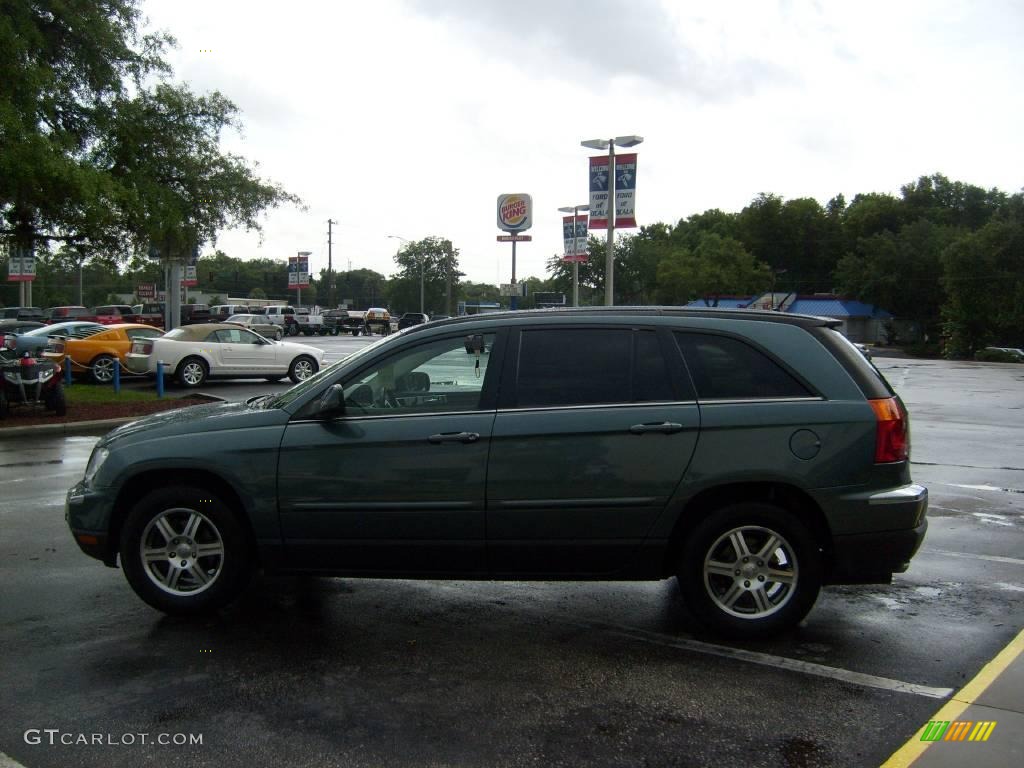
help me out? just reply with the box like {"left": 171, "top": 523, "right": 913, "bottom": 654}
{"left": 428, "top": 431, "right": 480, "bottom": 444}
{"left": 629, "top": 422, "right": 684, "bottom": 434}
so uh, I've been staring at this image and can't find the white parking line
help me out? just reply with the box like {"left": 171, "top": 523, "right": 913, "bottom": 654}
{"left": 0, "top": 753, "right": 27, "bottom": 768}
{"left": 922, "top": 549, "right": 1024, "bottom": 567}
{"left": 574, "top": 620, "right": 955, "bottom": 699}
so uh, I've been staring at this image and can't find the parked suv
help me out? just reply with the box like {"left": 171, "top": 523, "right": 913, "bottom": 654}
{"left": 66, "top": 308, "right": 926, "bottom": 637}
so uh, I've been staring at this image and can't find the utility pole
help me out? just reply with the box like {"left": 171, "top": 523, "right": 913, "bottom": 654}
{"left": 327, "top": 218, "right": 337, "bottom": 308}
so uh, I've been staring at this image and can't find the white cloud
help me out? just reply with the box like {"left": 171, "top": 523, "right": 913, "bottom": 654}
{"left": 139, "top": 0, "right": 1024, "bottom": 296}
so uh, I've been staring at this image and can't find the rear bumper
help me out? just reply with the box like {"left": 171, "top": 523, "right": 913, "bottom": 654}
{"left": 826, "top": 484, "right": 928, "bottom": 584}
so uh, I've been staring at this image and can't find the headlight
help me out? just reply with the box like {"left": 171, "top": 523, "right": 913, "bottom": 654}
{"left": 84, "top": 447, "right": 110, "bottom": 487}
{"left": 39, "top": 368, "right": 54, "bottom": 382}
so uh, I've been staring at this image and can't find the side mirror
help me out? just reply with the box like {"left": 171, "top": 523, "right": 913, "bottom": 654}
{"left": 317, "top": 384, "right": 345, "bottom": 419}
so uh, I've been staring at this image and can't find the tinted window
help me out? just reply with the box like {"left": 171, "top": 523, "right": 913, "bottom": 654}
{"left": 634, "top": 330, "right": 675, "bottom": 402}
{"left": 515, "top": 329, "right": 634, "bottom": 407}
{"left": 675, "top": 332, "right": 812, "bottom": 399}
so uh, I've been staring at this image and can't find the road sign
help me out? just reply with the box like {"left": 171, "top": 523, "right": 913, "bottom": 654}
{"left": 496, "top": 194, "right": 533, "bottom": 232}
{"left": 496, "top": 235, "right": 532, "bottom": 242}
{"left": 137, "top": 283, "right": 156, "bottom": 298}
{"left": 500, "top": 283, "right": 525, "bottom": 297}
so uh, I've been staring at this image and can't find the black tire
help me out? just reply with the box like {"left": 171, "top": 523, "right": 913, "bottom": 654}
{"left": 677, "top": 502, "right": 822, "bottom": 638}
{"left": 0, "top": 391, "right": 8, "bottom": 419}
{"left": 45, "top": 382, "right": 67, "bottom": 416}
{"left": 351, "top": 328, "right": 360, "bottom": 337}
{"left": 119, "top": 485, "right": 252, "bottom": 615}
{"left": 176, "top": 356, "right": 208, "bottom": 388}
{"left": 90, "top": 354, "right": 117, "bottom": 384}
{"left": 288, "top": 324, "right": 299, "bottom": 336}
{"left": 273, "top": 329, "right": 283, "bottom": 341}
{"left": 288, "top": 355, "right": 319, "bottom": 384}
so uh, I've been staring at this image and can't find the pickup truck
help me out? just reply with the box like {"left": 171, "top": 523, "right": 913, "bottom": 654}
{"left": 322, "top": 309, "right": 366, "bottom": 336}
{"left": 131, "top": 303, "right": 165, "bottom": 329}
{"left": 262, "top": 305, "right": 324, "bottom": 336}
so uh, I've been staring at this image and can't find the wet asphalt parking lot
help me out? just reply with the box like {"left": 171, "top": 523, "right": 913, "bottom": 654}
{"left": 1, "top": 341, "right": 1022, "bottom": 768}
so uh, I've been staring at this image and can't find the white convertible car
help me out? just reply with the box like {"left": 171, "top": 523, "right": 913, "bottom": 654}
{"left": 125, "top": 323, "right": 324, "bottom": 387}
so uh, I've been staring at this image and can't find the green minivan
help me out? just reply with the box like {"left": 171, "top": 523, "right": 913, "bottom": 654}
{"left": 66, "top": 308, "right": 927, "bottom": 636}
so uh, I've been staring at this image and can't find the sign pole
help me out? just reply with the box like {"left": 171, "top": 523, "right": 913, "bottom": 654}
{"left": 510, "top": 238, "right": 518, "bottom": 310}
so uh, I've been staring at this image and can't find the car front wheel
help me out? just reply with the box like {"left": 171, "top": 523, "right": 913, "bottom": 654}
{"left": 119, "top": 485, "right": 252, "bottom": 614}
{"left": 678, "top": 502, "right": 821, "bottom": 638}
{"left": 289, "top": 355, "right": 318, "bottom": 383}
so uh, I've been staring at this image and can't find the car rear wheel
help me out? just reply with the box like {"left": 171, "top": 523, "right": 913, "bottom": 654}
{"left": 119, "top": 485, "right": 252, "bottom": 614}
{"left": 677, "top": 502, "right": 821, "bottom": 638}
{"left": 351, "top": 328, "right": 360, "bottom": 337}
{"left": 289, "top": 355, "right": 318, "bottom": 383}
{"left": 176, "top": 356, "right": 208, "bottom": 387}
{"left": 90, "top": 354, "right": 116, "bottom": 384}
{"left": 272, "top": 329, "right": 283, "bottom": 341}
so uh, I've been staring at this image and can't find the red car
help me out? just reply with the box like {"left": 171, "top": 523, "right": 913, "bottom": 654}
{"left": 93, "top": 305, "right": 139, "bottom": 325}
{"left": 46, "top": 306, "right": 97, "bottom": 324}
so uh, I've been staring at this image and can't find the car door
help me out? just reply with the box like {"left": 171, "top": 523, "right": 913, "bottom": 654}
{"left": 276, "top": 330, "right": 504, "bottom": 574}
{"left": 486, "top": 326, "right": 700, "bottom": 577}
{"left": 211, "top": 328, "right": 273, "bottom": 371}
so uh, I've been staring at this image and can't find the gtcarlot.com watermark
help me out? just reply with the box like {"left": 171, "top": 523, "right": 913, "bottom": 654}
{"left": 24, "top": 729, "right": 202, "bottom": 747}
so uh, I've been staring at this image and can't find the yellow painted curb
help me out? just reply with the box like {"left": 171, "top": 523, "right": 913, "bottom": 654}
{"left": 881, "top": 626, "right": 1024, "bottom": 767}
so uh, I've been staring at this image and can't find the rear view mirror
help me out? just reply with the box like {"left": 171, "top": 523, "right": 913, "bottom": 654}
{"left": 464, "top": 334, "right": 485, "bottom": 354}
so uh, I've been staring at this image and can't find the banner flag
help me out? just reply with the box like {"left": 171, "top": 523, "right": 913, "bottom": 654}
{"left": 588, "top": 153, "right": 638, "bottom": 229}
{"left": 561, "top": 215, "right": 589, "bottom": 262}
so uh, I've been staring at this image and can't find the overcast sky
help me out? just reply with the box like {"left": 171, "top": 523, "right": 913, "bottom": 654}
{"left": 141, "top": 0, "right": 1023, "bottom": 287}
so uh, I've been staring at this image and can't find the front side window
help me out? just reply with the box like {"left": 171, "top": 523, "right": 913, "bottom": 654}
{"left": 674, "top": 332, "right": 812, "bottom": 400}
{"left": 343, "top": 333, "right": 496, "bottom": 416}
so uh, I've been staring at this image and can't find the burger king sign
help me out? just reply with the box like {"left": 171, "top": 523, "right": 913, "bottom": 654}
{"left": 496, "top": 193, "right": 533, "bottom": 233}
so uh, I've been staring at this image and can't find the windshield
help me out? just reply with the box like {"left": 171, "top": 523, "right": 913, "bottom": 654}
{"left": 268, "top": 332, "right": 403, "bottom": 409}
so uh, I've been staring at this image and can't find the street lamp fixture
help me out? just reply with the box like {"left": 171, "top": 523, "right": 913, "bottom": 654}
{"left": 579, "top": 134, "right": 644, "bottom": 305}
{"left": 557, "top": 204, "right": 590, "bottom": 308}
{"left": 387, "top": 234, "right": 424, "bottom": 314}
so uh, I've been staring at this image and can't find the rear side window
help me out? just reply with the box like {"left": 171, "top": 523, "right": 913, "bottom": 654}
{"left": 674, "top": 332, "right": 812, "bottom": 400}
{"left": 515, "top": 328, "right": 675, "bottom": 407}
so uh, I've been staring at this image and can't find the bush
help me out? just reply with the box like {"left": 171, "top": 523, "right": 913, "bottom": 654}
{"left": 974, "top": 348, "right": 1023, "bottom": 363}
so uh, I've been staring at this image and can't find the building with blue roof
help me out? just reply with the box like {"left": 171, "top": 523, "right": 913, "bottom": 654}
{"left": 686, "top": 294, "right": 891, "bottom": 342}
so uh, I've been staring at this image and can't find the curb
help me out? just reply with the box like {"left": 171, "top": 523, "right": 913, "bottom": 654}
{"left": 0, "top": 416, "right": 138, "bottom": 438}
{"left": 0, "top": 392, "right": 227, "bottom": 439}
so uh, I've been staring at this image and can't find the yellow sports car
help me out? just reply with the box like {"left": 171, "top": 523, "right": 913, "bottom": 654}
{"left": 50, "top": 323, "right": 164, "bottom": 383}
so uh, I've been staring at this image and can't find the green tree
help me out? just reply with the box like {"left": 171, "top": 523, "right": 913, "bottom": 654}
{"left": 834, "top": 220, "right": 956, "bottom": 342}
{"left": 656, "top": 234, "right": 770, "bottom": 306}
{"left": 390, "top": 237, "right": 461, "bottom": 315}
{"left": 941, "top": 219, "right": 1024, "bottom": 357}
{"left": 0, "top": 0, "right": 172, "bottom": 255}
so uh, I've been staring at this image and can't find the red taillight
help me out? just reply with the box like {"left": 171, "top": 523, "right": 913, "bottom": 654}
{"left": 869, "top": 397, "right": 909, "bottom": 463}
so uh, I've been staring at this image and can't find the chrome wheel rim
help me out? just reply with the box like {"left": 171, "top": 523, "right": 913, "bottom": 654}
{"left": 140, "top": 507, "right": 224, "bottom": 596}
{"left": 93, "top": 357, "right": 115, "bottom": 383}
{"left": 182, "top": 362, "right": 204, "bottom": 385}
{"left": 703, "top": 525, "right": 798, "bottom": 619}
{"left": 293, "top": 359, "right": 314, "bottom": 380}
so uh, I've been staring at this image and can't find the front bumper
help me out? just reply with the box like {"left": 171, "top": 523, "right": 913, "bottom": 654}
{"left": 66, "top": 482, "right": 117, "bottom": 566}
{"left": 826, "top": 484, "right": 928, "bottom": 584}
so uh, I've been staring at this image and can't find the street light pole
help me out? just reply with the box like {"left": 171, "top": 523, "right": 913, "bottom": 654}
{"left": 558, "top": 203, "right": 589, "bottom": 307}
{"left": 580, "top": 135, "right": 643, "bottom": 306}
